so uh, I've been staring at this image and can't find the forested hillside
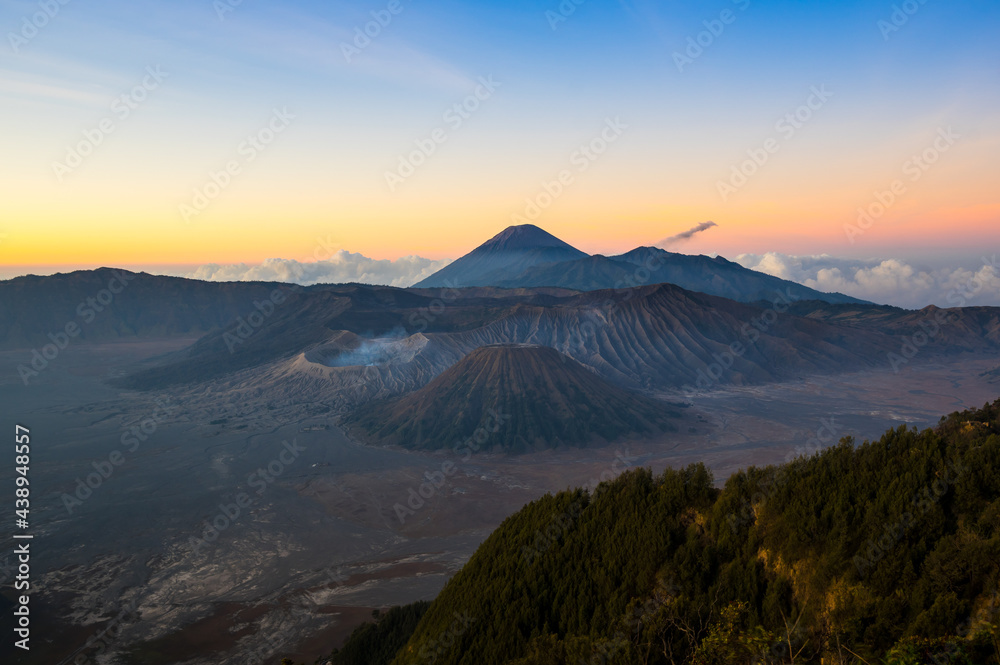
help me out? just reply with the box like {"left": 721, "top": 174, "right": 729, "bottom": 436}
{"left": 311, "top": 400, "right": 1000, "bottom": 665}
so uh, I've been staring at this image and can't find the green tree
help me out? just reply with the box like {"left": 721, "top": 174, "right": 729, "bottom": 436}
{"left": 691, "top": 601, "right": 775, "bottom": 665}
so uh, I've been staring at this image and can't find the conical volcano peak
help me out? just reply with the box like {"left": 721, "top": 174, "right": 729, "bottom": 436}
{"left": 413, "top": 224, "right": 587, "bottom": 288}
{"left": 344, "top": 343, "right": 683, "bottom": 452}
{"left": 479, "top": 225, "right": 582, "bottom": 253}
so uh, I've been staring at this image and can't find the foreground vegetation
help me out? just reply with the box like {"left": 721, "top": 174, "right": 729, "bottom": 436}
{"left": 311, "top": 399, "right": 1000, "bottom": 664}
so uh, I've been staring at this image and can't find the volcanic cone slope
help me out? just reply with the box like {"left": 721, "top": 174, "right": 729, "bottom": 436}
{"left": 346, "top": 343, "right": 683, "bottom": 453}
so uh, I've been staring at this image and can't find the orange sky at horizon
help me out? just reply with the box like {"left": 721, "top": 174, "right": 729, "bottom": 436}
{"left": 5, "top": 119, "right": 997, "bottom": 269}
{"left": 4, "top": 209, "right": 999, "bottom": 270}
{"left": 4, "top": 0, "right": 999, "bottom": 276}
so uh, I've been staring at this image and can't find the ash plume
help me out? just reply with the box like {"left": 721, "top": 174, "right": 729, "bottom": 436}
{"left": 657, "top": 221, "right": 717, "bottom": 247}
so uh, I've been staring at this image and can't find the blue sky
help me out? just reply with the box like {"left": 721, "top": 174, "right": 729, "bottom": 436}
{"left": 2, "top": 0, "right": 999, "bottom": 306}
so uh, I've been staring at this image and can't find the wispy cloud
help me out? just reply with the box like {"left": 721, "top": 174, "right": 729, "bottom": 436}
{"left": 0, "top": 72, "right": 109, "bottom": 106}
{"left": 189, "top": 3, "right": 479, "bottom": 93}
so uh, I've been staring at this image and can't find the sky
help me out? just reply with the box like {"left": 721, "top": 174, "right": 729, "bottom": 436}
{"left": 1, "top": 0, "right": 998, "bottom": 306}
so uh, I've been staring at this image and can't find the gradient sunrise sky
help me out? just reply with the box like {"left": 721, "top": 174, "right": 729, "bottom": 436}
{"left": 2, "top": 0, "right": 998, "bottom": 273}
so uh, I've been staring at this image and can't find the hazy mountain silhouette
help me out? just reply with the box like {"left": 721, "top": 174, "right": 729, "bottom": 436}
{"left": 416, "top": 225, "right": 868, "bottom": 305}
{"left": 115, "top": 281, "right": 906, "bottom": 395}
{"left": 0, "top": 268, "right": 292, "bottom": 350}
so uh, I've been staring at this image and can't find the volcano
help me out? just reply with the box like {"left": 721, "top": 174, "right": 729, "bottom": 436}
{"left": 414, "top": 225, "right": 867, "bottom": 305}
{"left": 344, "top": 343, "right": 683, "bottom": 453}
{"left": 412, "top": 224, "right": 587, "bottom": 288}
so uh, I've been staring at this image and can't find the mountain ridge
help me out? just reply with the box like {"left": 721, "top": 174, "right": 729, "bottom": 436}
{"left": 415, "top": 226, "right": 869, "bottom": 305}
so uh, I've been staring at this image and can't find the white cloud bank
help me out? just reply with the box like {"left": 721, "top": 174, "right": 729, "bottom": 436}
{"left": 186, "top": 251, "right": 452, "bottom": 288}
{"left": 734, "top": 253, "right": 1000, "bottom": 309}
{"left": 181, "top": 249, "right": 999, "bottom": 309}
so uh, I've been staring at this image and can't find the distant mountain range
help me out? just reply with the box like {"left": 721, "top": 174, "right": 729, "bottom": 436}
{"left": 4, "top": 268, "right": 998, "bottom": 402}
{"left": 415, "top": 224, "right": 868, "bottom": 305}
{"left": 0, "top": 268, "right": 289, "bottom": 350}
{"left": 4, "top": 229, "right": 999, "bottom": 455}
{"left": 106, "top": 280, "right": 906, "bottom": 397}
